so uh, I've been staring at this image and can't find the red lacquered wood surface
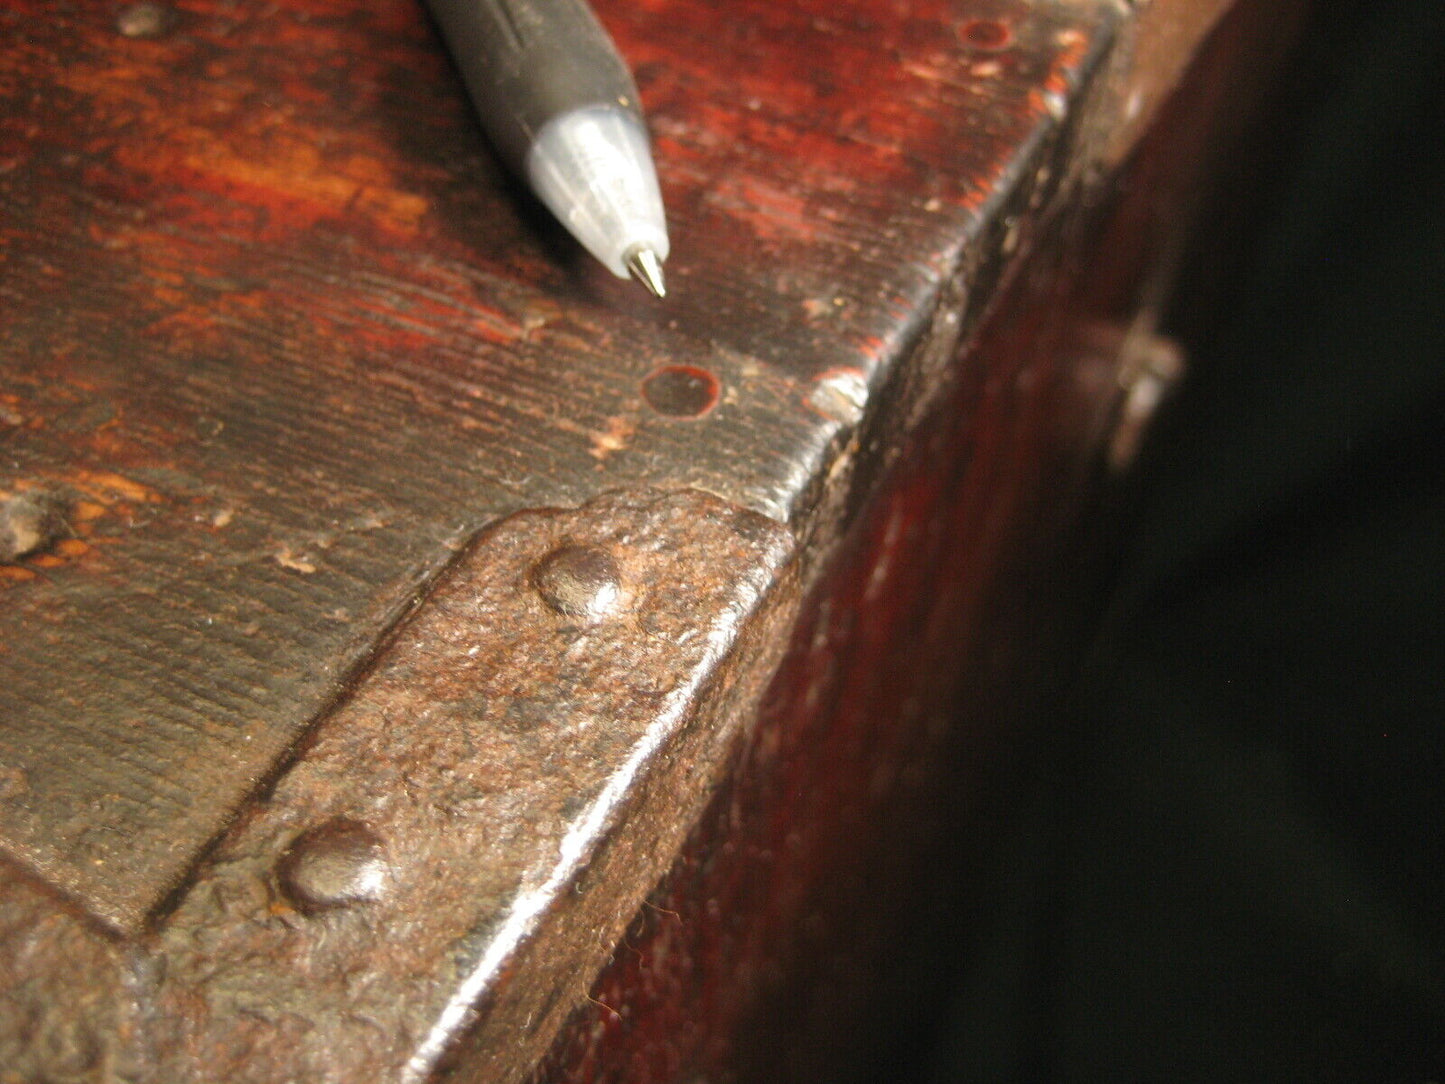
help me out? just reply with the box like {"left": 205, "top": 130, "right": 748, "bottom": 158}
{"left": 529, "top": 0, "right": 1308, "bottom": 1079}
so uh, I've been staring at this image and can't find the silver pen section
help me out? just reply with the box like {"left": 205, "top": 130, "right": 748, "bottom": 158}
{"left": 424, "top": 0, "right": 670, "bottom": 297}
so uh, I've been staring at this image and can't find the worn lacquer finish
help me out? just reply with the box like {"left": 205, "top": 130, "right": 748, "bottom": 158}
{"left": 0, "top": 0, "right": 1289, "bottom": 1078}
{"left": 527, "top": 3, "right": 1308, "bottom": 1075}
{"left": 0, "top": 0, "right": 1109, "bottom": 933}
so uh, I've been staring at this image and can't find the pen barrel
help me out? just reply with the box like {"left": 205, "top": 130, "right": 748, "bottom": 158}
{"left": 425, "top": 0, "right": 645, "bottom": 171}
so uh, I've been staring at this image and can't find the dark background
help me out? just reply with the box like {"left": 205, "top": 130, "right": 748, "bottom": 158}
{"left": 902, "top": 0, "right": 1444, "bottom": 1079}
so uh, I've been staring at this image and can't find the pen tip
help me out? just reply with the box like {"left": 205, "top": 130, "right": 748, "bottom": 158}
{"left": 625, "top": 246, "right": 667, "bottom": 299}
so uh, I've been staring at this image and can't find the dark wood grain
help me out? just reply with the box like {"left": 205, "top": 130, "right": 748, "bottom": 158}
{"left": 0, "top": 0, "right": 1295, "bottom": 1079}
{"left": 0, "top": 0, "right": 1110, "bottom": 933}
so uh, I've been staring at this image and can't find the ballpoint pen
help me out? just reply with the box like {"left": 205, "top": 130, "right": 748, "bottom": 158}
{"left": 423, "top": 0, "right": 670, "bottom": 298}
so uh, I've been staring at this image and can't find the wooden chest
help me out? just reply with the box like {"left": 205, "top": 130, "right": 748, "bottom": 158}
{"left": 0, "top": 0, "right": 1299, "bottom": 1079}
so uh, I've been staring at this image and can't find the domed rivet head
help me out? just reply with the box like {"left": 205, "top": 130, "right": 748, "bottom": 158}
{"left": 116, "top": 1, "right": 173, "bottom": 38}
{"left": 531, "top": 545, "right": 622, "bottom": 620}
{"left": 277, "top": 819, "right": 390, "bottom": 912}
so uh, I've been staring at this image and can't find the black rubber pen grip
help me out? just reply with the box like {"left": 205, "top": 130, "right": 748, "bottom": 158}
{"left": 424, "top": 0, "right": 644, "bottom": 170}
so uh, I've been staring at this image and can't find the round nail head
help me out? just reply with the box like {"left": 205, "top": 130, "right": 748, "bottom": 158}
{"left": 116, "top": 1, "right": 172, "bottom": 38}
{"left": 278, "top": 819, "right": 390, "bottom": 912}
{"left": 531, "top": 545, "right": 622, "bottom": 619}
{"left": 641, "top": 365, "right": 720, "bottom": 418}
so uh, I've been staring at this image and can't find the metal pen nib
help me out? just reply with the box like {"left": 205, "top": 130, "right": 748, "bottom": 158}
{"left": 626, "top": 246, "right": 667, "bottom": 299}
